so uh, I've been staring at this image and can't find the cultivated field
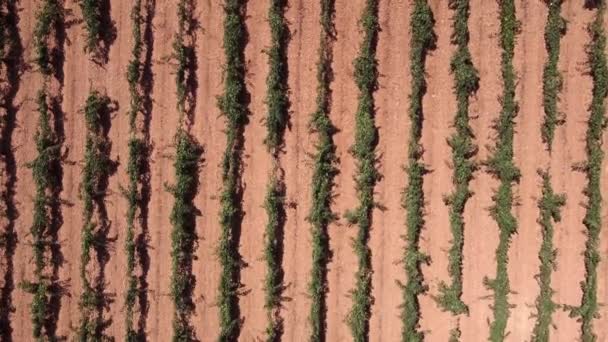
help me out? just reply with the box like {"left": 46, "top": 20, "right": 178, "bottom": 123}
{"left": 1, "top": 0, "right": 608, "bottom": 341}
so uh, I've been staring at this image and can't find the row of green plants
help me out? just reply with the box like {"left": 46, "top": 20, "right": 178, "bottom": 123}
{"left": 484, "top": 0, "right": 520, "bottom": 341}
{"left": 168, "top": 1, "right": 201, "bottom": 340}
{"left": 217, "top": 0, "right": 248, "bottom": 340}
{"left": 78, "top": 90, "right": 113, "bottom": 341}
{"left": 531, "top": 171, "right": 565, "bottom": 342}
{"left": 173, "top": 0, "right": 196, "bottom": 117}
{"left": 344, "top": 1, "right": 379, "bottom": 341}
{"left": 33, "top": 0, "right": 61, "bottom": 76}
{"left": 78, "top": 0, "right": 103, "bottom": 57}
{"left": 262, "top": 0, "right": 289, "bottom": 340}
{"left": 401, "top": 1, "right": 435, "bottom": 341}
{"left": 262, "top": 176, "right": 285, "bottom": 342}
{"left": 531, "top": 3, "right": 566, "bottom": 341}
{"left": 167, "top": 129, "right": 201, "bottom": 342}
{"left": 435, "top": 0, "right": 479, "bottom": 324}
{"left": 566, "top": 2, "right": 608, "bottom": 341}
{"left": 21, "top": 89, "right": 61, "bottom": 341}
{"left": 307, "top": 0, "right": 336, "bottom": 341}
{"left": 540, "top": 0, "right": 566, "bottom": 150}
{"left": 20, "top": 2, "right": 64, "bottom": 340}
{"left": 124, "top": 0, "right": 146, "bottom": 340}
{"left": 78, "top": 0, "right": 115, "bottom": 64}
{"left": 0, "top": 0, "right": 26, "bottom": 339}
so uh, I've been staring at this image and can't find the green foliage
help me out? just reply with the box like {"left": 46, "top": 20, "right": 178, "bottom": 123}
{"left": 78, "top": 91, "right": 113, "bottom": 341}
{"left": 541, "top": 0, "right": 566, "bottom": 150}
{"left": 20, "top": 2, "right": 63, "bottom": 340}
{"left": 484, "top": 1, "right": 520, "bottom": 341}
{"left": 449, "top": 327, "right": 462, "bottom": 342}
{"left": 20, "top": 280, "right": 49, "bottom": 342}
{"left": 78, "top": 0, "right": 103, "bottom": 56}
{"left": 263, "top": 0, "right": 289, "bottom": 152}
{"left": 307, "top": 1, "right": 336, "bottom": 341}
{"left": 344, "top": 1, "right": 379, "bottom": 341}
{"left": 531, "top": 170, "right": 565, "bottom": 342}
{"left": 124, "top": 1, "right": 143, "bottom": 339}
{"left": 167, "top": 2, "right": 202, "bottom": 339}
{"left": 217, "top": 1, "right": 248, "bottom": 340}
{"left": 263, "top": 1, "right": 289, "bottom": 340}
{"left": 263, "top": 176, "right": 285, "bottom": 342}
{"left": 401, "top": 1, "right": 435, "bottom": 341}
{"left": 167, "top": 129, "right": 202, "bottom": 342}
{"left": 434, "top": 0, "right": 479, "bottom": 319}
{"left": 33, "top": 0, "right": 62, "bottom": 75}
{"left": 173, "top": 0, "right": 195, "bottom": 118}
{"left": 565, "top": 3, "right": 608, "bottom": 341}
{"left": 22, "top": 89, "right": 61, "bottom": 341}
{"left": 127, "top": 0, "right": 143, "bottom": 131}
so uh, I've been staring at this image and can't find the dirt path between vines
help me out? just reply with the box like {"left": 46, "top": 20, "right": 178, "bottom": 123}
{"left": 281, "top": 0, "right": 318, "bottom": 340}
{"left": 190, "top": 0, "right": 225, "bottom": 340}
{"left": 11, "top": 2, "right": 39, "bottom": 339}
{"left": 550, "top": 2, "right": 593, "bottom": 341}
{"left": 460, "top": 0, "right": 501, "bottom": 340}
{"left": 237, "top": 0, "right": 273, "bottom": 339}
{"left": 324, "top": 0, "right": 364, "bottom": 341}
{"left": 369, "top": 0, "right": 410, "bottom": 341}
{"left": 507, "top": 1, "right": 546, "bottom": 340}
{"left": 418, "top": 1, "right": 457, "bottom": 340}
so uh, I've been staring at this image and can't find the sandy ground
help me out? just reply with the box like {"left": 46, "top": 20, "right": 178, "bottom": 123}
{"left": 369, "top": 0, "right": 410, "bottom": 341}
{"left": 324, "top": 0, "right": 364, "bottom": 341}
{"left": 461, "top": 0, "right": 501, "bottom": 340}
{"left": 508, "top": 0, "right": 546, "bottom": 340}
{"left": 238, "top": 0, "right": 273, "bottom": 339}
{"left": 550, "top": 2, "right": 593, "bottom": 341}
{"left": 2, "top": 1, "right": 608, "bottom": 341}
{"left": 281, "top": 0, "right": 318, "bottom": 340}
{"left": 418, "top": 1, "right": 457, "bottom": 340}
{"left": 191, "top": 0, "right": 225, "bottom": 340}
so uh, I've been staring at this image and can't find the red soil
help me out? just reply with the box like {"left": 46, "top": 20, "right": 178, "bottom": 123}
{"left": 551, "top": 2, "right": 594, "bottom": 341}
{"left": 461, "top": 0, "right": 502, "bottom": 339}
{"left": 508, "top": 1, "right": 547, "bottom": 340}
{"left": 1, "top": 1, "right": 606, "bottom": 341}
{"left": 369, "top": 0, "right": 410, "bottom": 340}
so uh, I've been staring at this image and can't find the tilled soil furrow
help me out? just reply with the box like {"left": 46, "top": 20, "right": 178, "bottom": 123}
{"left": 281, "top": 0, "right": 318, "bottom": 340}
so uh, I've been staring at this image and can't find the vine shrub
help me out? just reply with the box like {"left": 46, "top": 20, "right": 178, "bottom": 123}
{"left": 435, "top": 0, "right": 479, "bottom": 320}
{"left": 401, "top": 1, "right": 435, "bottom": 341}
{"left": 344, "top": 1, "right": 379, "bottom": 341}
{"left": 217, "top": 0, "right": 248, "bottom": 340}
{"left": 307, "top": 0, "right": 337, "bottom": 341}
{"left": 565, "top": 2, "right": 608, "bottom": 341}
{"left": 484, "top": 1, "right": 520, "bottom": 341}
